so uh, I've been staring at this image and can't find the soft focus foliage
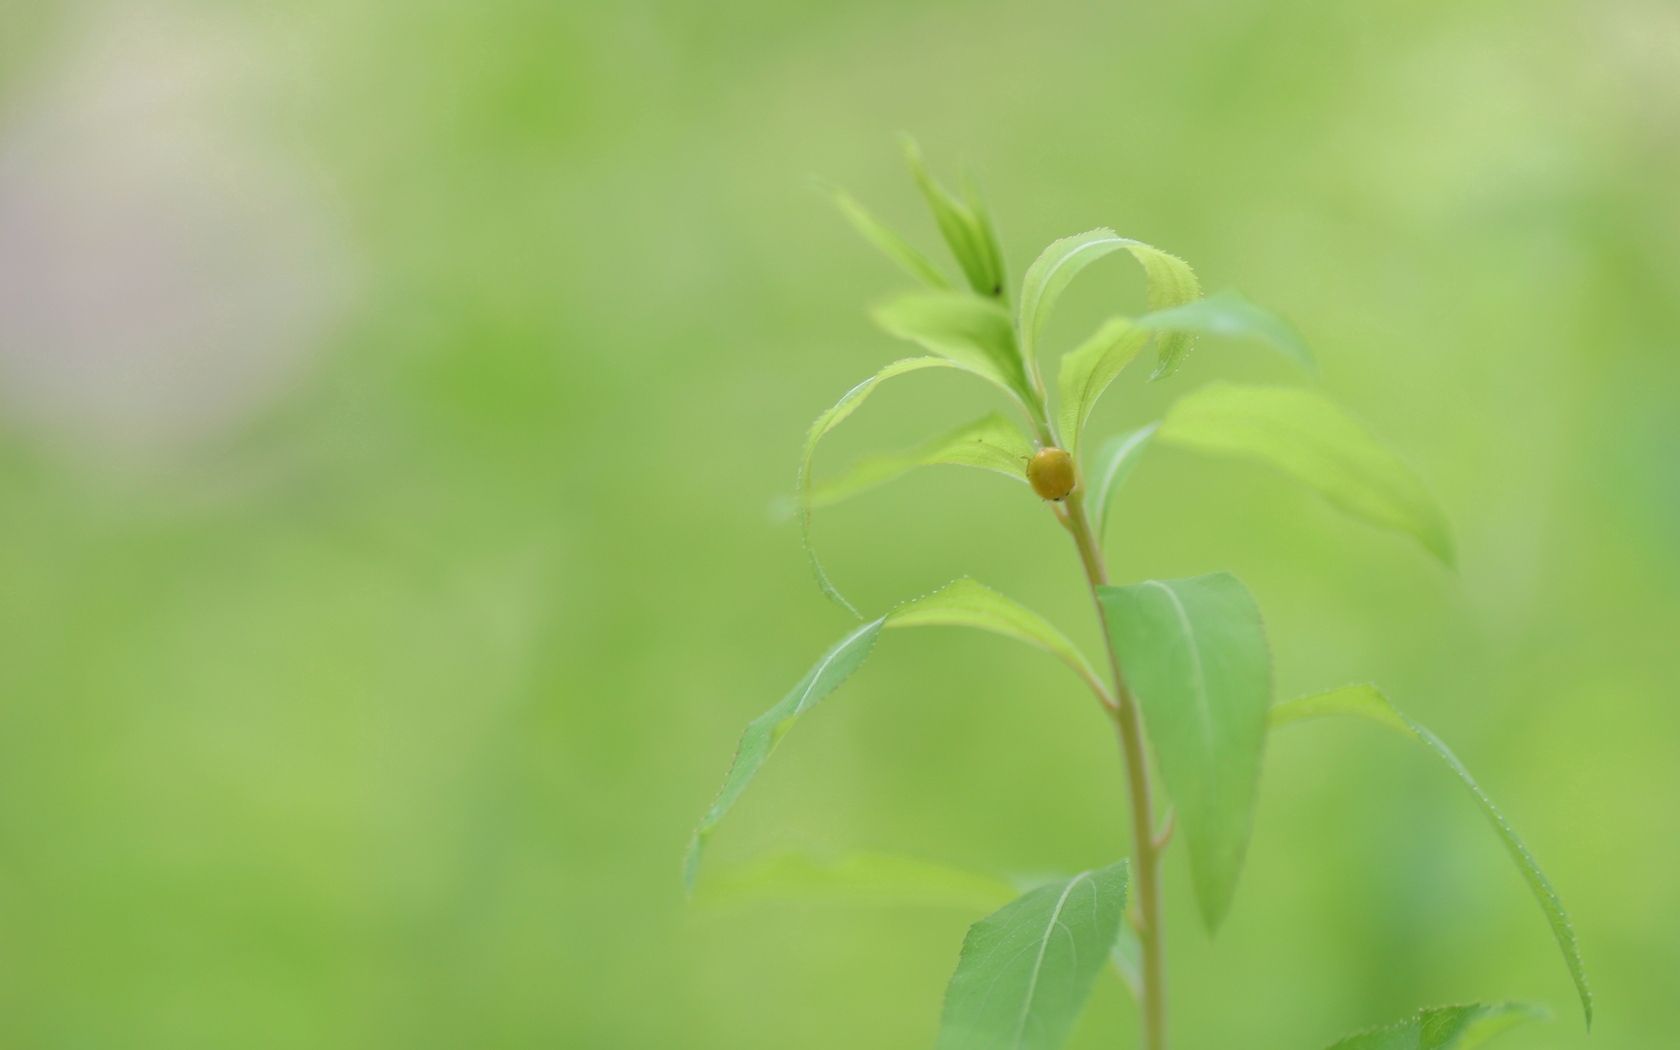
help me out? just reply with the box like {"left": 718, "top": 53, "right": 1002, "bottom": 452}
{"left": 0, "top": 1, "right": 1677, "bottom": 1048}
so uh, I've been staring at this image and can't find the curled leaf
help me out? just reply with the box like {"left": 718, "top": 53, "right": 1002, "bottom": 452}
{"left": 1018, "top": 228, "right": 1202, "bottom": 382}
{"left": 798, "top": 357, "right": 967, "bottom": 616}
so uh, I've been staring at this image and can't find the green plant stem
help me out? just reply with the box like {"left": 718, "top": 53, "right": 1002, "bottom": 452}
{"left": 1058, "top": 489, "right": 1168, "bottom": 1050}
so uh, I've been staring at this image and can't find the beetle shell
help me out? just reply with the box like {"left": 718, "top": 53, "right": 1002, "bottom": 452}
{"left": 1027, "top": 447, "right": 1076, "bottom": 501}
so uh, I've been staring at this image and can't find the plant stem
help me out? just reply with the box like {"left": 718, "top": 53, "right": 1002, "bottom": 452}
{"left": 1057, "top": 489, "right": 1168, "bottom": 1050}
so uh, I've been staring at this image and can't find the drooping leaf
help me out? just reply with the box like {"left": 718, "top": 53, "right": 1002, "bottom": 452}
{"left": 937, "top": 861, "right": 1130, "bottom": 1050}
{"left": 1135, "top": 289, "right": 1315, "bottom": 374}
{"left": 888, "top": 577, "right": 1102, "bottom": 695}
{"left": 798, "top": 356, "right": 969, "bottom": 615}
{"left": 1322, "top": 1002, "right": 1546, "bottom": 1050}
{"left": 684, "top": 618, "right": 885, "bottom": 890}
{"left": 687, "top": 579, "right": 1100, "bottom": 889}
{"left": 1088, "top": 424, "right": 1159, "bottom": 543}
{"left": 1018, "top": 229, "right": 1201, "bottom": 380}
{"left": 1098, "top": 573, "right": 1271, "bottom": 930}
{"left": 698, "top": 850, "right": 1017, "bottom": 913}
{"left": 1054, "top": 317, "right": 1150, "bottom": 453}
{"left": 1158, "top": 383, "right": 1455, "bottom": 564}
{"left": 903, "top": 137, "right": 1002, "bottom": 297}
{"left": 1273, "top": 685, "right": 1592, "bottom": 1026}
{"left": 831, "top": 188, "right": 950, "bottom": 288}
{"left": 808, "top": 411, "right": 1032, "bottom": 510}
{"left": 872, "top": 290, "right": 1032, "bottom": 402}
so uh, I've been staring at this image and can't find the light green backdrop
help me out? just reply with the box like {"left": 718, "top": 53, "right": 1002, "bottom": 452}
{"left": 0, "top": 1, "right": 1675, "bottom": 1047}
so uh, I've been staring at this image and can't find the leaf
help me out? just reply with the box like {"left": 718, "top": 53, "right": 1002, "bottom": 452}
{"left": 1098, "top": 573, "right": 1271, "bottom": 929}
{"left": 1135, "top": 289, "right": 1315, "bottom": 374}
{"left": 798, "top": 356, "right": 969, "bottom": 616}
{"left": 1157, "top": 383, "right": 1455, "bottom": 564}
{"left": 962, "top": 172, "right": 1008, "bottom": 302}
{"left": 937, "top": 861, "right": 1130, "bottom": 1050}
{"left": 1088, "top": 424, "right": 1159, "bottom": 544}
{"left": 831, "top": 188, "right": 950, "bottom": 288}
{"left": 807, "top": 411, "right": 1032, "bottom": 510}
{"left": 872, "top": 290, "right": 1032, "bottom": 403}
{"left": 1054, "top": 317, "right": 1150, "bottom": 453}
{"left": 686, "top": 579, "right": 1100, "bottom": 889}
{"left": 888, "top": 577, "right": 1102, "bottom": 695}
{"left": 697, "top": 850, "right": 1017, "bottom": 913}
{"left": 1018, "top": 229, "right": 1201, "bottom": 380}
{"left": 903, "top": 137, "right": 1002, "bottom": 297}
{"left": 1322, "top": 1002, "right": 1546, "bottom": 1050}
{"left": 1272, "top": 685, "right": 1592, "bottom": 1027}
{"left": 684, "top": 617, "right": 886, "bottom": 891}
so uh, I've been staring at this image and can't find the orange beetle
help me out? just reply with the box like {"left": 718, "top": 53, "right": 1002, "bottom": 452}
{"left": 1027, "top": 447, "right": 1077, "bottom": 501}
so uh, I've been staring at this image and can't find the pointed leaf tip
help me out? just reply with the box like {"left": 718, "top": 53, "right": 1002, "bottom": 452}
{"left": 901, "top": 139, "right": 1003, "bottom": 299}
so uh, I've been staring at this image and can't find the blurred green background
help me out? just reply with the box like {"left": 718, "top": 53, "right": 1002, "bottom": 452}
{"left": 1, "top": 1, "right": 1676, "bottom": 1047}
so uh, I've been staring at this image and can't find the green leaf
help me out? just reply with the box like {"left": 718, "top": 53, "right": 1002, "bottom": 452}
{"left": 1273, "top": 685, "right": 1592, "bottom": 1027}
{"left": 962, "top": 172, "right": 1008, "bottom": 302}
{"left": 1135, "top": 289, "right": 1315, "bottom": 374}
{"left": 808, "top": 411, "right": 1032, "bottom": 510}
{"left": 903, "top": 138, "right": 1002, "bottom": 297}
{"left": 687, "top": 579, "right": 1101, "bottom": 889}
{"left": 1018, "top": 229, "right": 1201, "bottom": 381}
{"left": 1014, "top": 230, "right": 1198, "bottom": 381}
{"left": 937, "top": 861, "right": 1130, "bottom": 1050}
{"left": 831, "top": 188, "right": 950, "bottom": 288}
{"left": 1098, "top": 573, "right": 1270, "bottom": 930}
{"left": 1088, "top": 424, "right": 1159, "bottom": 544}
{"left": 872, "top": 290, "right": 1032, "bottom": 403}
{"left": 1054, "top": 316, "right": 1150, "bottom": 453}
{"left": 684, "top": 618, "right": 886, "bottom": 891}
{"left": 698, "top": 850, "right": 1017, "bottom": 913}
{"left": 1322, "top": 1002, "right": 1546, "bottom": 1050}
{"left": 798, "top": 356, "right": 970, "bottom": 616}
{"left": 1158, "top": 383, "right": 1455, "bottom": 564}
{"left": 888, "top": 577, "right": 1102, "bottom": 695}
